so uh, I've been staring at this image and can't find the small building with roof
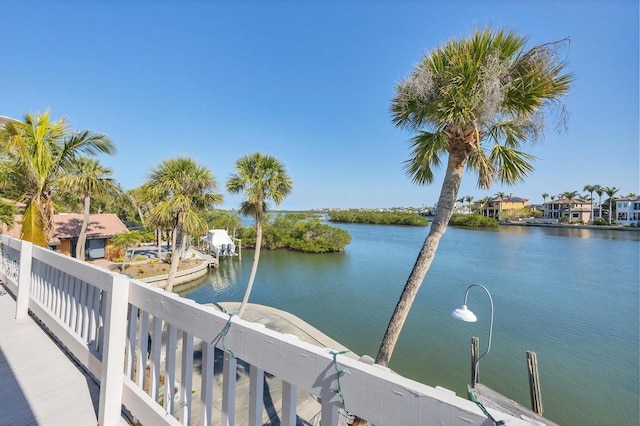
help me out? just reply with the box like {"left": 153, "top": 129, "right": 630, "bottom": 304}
{"left": 3, "top": 213, "right": 128, "bottom": 259}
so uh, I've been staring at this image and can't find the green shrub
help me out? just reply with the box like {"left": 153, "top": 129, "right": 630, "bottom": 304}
{"left": 449, "top": 213, "right": 498, "bottom": 227}
{"left": 328, "top": 210, "right": 428, "bottom": 226}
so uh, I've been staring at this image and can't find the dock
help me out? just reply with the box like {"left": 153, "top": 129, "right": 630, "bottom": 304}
{"left": 471, "top": 384, "right": 559, "bottom": 426}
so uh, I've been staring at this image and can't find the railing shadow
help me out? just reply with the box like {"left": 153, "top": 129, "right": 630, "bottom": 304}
{"left": 0, "top": 345, "right": 37, "bottom": 424}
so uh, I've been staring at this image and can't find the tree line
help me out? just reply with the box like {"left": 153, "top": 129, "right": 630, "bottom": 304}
{"left": 328, "top": 210, "right": 428, "bottom": 226}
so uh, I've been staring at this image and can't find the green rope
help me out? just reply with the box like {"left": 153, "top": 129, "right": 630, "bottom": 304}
{"left": 329, "top": 349, "right": 354, "bottom": 423}
{"left": 210, "top": 311, "right": 236, "bottom": 359}
{"left": 469, "top": 388, "right": 505, "bottom": 425}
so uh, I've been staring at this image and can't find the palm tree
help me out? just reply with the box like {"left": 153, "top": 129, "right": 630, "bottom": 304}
{"left": 583, "top": 185, "right": 597, "bottom": 224}
{"left": 111, "top": 230, "right": 145, "bottom": 272}
{"left": 0, "top": 111, "right": 115, "bottom": 246}
{"left": 375, "top": 28, "right": 572, "bottom": 367}
{"left": 226, "top": 152, "right": 293, "bottom": 318}
{"left": 465, "top": 195, "right": 474, "bottom": 212}
{"left": 562, "top": 190, "right": 579, "bottom": 223}
{"left": 541, "top": 193, "right": 549, "bottom": 218}
{"left": 57, "top": 157, "right": 120, "bottom": 261}
{"left": 594, "top": 185, "right": 604, "bottom": 219}
{"left": 133, "top": 183, "right": 168, "bottom": 260}
{"left": 145, "top": 157, "right": 223, "bottom": 293}
{"left": 604, "top": 186, "right": 619, "bottom": 225}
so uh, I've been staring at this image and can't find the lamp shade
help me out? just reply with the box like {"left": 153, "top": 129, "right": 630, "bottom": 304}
{"left": 452, "top": 305, "right": 478, "bottom": 322}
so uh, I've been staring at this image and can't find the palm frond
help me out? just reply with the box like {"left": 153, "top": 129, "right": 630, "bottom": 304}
{"left": 20, "top": 201, "right": 47, "bottom": 246}
{"left": 403, "top": 131, "right": 448, "bottom": 185}
{"left": 489, "top": 144, "right": 537, "bottom": 185}
{"left": 466, "top": 147, "right": 495, "bottom": 189}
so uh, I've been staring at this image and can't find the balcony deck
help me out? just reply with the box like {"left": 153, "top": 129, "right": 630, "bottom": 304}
{"left": 0, "top": 235, "right": 535, "bottom": 426}
{"left": 0, "top": 284, "right": 129, "bottom": 425}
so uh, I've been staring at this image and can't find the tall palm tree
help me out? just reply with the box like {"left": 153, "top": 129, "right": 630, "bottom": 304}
{"left": 226, "top": 152, "right": 293, "bottom": 318}
{"left": 594, "top": 185, "right": 604, "bottom": 219}
{"left": 145, "top": 157, "right": 223, "bottom": 293}
{"left": 375, "top": 28, "right": 572, "bottom": 366}
{"left": 134, "top": 183, "right": 167, "bottom": 260}
{"left": 57, "top": 157, "right": 120, "bottom": 261}
{"left": 0, "top": 111, "right": 115, "bottom": 246}
{"left": 583, "top": 185, "right": 597, "bottom": 224}
{"left": 562, "top": 190, "right": 579, "bottom": 223}
{"left": 604, "top": 186, "right": 619, "bottom": 225}
{"left": 465, "top": 195, "right": 474, "bottom": 210}
{"left": 541, "top": 193, "right": 549, "bottom": 218}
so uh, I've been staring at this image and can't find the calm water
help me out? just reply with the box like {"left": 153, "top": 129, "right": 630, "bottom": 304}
{"left": 181, "top": 223, "right": 640, "bottom": 425}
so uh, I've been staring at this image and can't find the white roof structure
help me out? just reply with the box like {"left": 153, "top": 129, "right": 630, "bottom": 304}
{"left": 204, "top": 229, "right": 236, "bottom": 256}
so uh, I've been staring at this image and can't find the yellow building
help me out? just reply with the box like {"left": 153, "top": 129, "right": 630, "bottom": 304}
{"left": 477, "top": 195, "right": 529, "bottom": 218}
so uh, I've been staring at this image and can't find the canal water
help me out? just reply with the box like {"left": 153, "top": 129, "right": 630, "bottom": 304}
{"left": 180, "top": 223, "right": 640, "bottom": 425}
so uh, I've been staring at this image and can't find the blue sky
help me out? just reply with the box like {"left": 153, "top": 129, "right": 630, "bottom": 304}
{"left": 1, "top": 0, "right": 638, "bottom": 210}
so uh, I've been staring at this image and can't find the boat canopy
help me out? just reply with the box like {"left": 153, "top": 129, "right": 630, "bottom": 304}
{"left": 202, "top": 229, "right": 236, "bottom": 257}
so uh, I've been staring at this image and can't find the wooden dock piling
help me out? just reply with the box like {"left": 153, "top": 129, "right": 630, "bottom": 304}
{"left": 471, "top": 336, "right": 479, "bottom": 385}
{"left": 527, "top": 351, "right": 544, "bottom": 415}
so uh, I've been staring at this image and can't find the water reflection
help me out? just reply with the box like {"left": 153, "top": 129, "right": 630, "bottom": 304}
{"left": 500, "top": 224, "right": 640, "bottom": 240}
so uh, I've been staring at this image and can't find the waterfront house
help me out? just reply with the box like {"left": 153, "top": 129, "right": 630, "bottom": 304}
{"left": 615, "top": 196, "right": 640, "bottom": 225}
{"left": 2, "top": 213, "right": 128, "bottom": 259}
{"left": 542, "top": 198, "right": 592, "bottom": 223}
{"left": 477, "top": 194, "right": 529, "bottom": 218}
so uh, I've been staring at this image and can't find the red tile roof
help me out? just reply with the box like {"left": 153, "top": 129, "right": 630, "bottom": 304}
{"left": 2, "top": 214, "right": 128, "bottom": 244}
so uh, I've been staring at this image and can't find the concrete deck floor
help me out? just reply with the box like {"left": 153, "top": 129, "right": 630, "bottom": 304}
{"left": 0, "top": 283, "right": 130, "bottom": 425}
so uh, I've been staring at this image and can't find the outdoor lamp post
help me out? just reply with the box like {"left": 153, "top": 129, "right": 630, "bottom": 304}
{"left": 452, "top": 283, "right": 494, "bottom": 388}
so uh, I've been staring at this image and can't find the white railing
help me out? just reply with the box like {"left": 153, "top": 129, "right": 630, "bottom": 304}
{"left": 0, "top": 235, "right": 527, "bottom": 426}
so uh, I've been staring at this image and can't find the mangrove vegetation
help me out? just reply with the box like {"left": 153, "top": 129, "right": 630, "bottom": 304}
{"left": 328, "top": 210, "right": 428, "bottom": 226}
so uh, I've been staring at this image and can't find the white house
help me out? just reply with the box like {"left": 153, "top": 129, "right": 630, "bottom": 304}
{"left": 615, "top": 196, "right": 640, "bottom": 225}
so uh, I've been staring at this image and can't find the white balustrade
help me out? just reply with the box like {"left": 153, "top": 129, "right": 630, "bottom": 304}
{"left": 0, "top": 235, "right": 528, "bottom": 426}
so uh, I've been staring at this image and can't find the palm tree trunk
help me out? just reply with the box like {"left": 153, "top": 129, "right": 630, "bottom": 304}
{"left": 76, "top": 194, "right": 91, "bottom": 261}
{"left": 157, "top": 228, "right": 162, "bottom": 260}
{"left": 609, "top": 200, "right": 613, "bottom": 225}
{"left": 238, "top": 220, "right": 263, "bottom": 318}
{"left": 165, "top": 220, "right": 184, "bottom": 293}
{"left": 599, "top": 196, "right": 603, "bottom": 218}
{"left": 375, "top": 149, "right": 467, "bottom": 367}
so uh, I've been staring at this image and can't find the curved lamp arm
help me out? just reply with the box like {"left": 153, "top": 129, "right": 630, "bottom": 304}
{"left": 453, "top": 283, "right": 494, "bottom": 387}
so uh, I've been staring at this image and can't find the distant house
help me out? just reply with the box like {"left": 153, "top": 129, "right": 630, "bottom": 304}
{"left": 543, "top": 198, "right": 592, "bottom": 223}
{"left": 2, "top": 213, "right": 128, "bottom": 260}
{"left": 615, "top": 196, "right": 640, "bottom": 225}
{"left": 477, "top": 194, "right": 529, "bottom": 218}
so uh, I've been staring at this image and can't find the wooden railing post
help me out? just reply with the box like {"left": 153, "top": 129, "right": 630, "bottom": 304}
{"left": 527, "top": 351, "right": 544, "bottom": 415}
{"left": 15, "top": 239, "right": 33, "bottom": 320}
{"left": 98, "top": 274, "right": 130, "bottom": 426}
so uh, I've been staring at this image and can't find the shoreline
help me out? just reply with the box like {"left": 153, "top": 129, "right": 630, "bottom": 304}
{"left": 498, "top": 221, "right": 640, "bottom": 231}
